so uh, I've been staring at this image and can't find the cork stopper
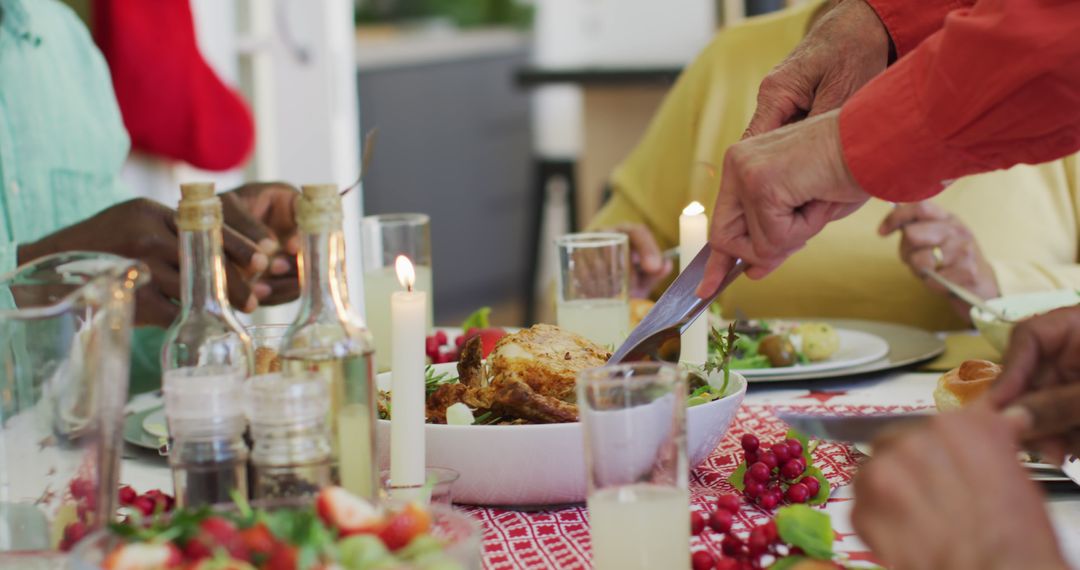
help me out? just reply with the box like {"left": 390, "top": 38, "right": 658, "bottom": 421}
{"left": 177, "top": 182, "right": 222, "bottom": 231}
{"left": 297, "top": 184, "right": 343, "bottom": 231}
{"left": 180, "top": 182, "right": 215, "bottom": 200}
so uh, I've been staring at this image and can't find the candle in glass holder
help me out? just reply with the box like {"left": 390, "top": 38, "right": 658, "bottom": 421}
{"left": 389, "top": 255, "right": 427, "bottom": 488}
{"left": 679, "top": 201, "right": 709, "bottom": 366}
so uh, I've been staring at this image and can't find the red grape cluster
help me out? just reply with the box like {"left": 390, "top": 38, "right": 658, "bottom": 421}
{"left": 739, "top": 434, "right": 820, "bottom": 509}
{"left": 425, "top": 330, "right": 458, "bottom": 364}
{"left": 690, "top": 494, "right": 796, "bottom": 570}
{"left": 60, "top": 483, "right": 176, "bottom": 552}
{"left": 118, "top": 484, "right": 176, "bottom": 517}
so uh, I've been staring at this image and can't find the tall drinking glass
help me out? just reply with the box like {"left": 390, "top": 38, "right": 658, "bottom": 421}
{"left": 579, "top": 363, "right": 689, "bottom": 570}
{"left": 556, "top": 233, "right": 630, "bottom": 348}
{"left": 360, "top": 214, "right": 433, "bottom": 372}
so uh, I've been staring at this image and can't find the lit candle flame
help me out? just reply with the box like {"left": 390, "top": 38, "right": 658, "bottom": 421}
{"left": 395, "top": 255, "right": 416, "bottom": 292}
{"left": 683, "top": 201, "right": 705, "bottom": 216}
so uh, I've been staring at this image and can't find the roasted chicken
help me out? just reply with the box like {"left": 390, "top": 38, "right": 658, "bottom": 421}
{"left": 424, "top": 324, "right": 611, "bottom": 424}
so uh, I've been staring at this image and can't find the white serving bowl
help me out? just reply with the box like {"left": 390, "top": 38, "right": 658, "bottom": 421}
{"left": 970, "top": 289, "right": 1078, "bottom": 354}
{"left": 376, "top": 365, "right": 746, "bottom": 506}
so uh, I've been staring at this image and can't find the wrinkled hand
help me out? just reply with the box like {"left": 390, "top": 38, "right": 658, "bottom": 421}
{"left": 18, "top": 198, "right": 266, "bottom": 328}
{"left": 852, "top": 402, "right": 1067, "bottom": 570}
{"left": 605, "top": 223, "right": 674, "bottom": 298}
{"left": 221, "top": 182, "right": 300, "bottom": 306}
{"left": 991, "top": 306, "right": 1080, "bottom": 463}
{"left": 744, "top": 0, "right": 892, "bottom": 137}
{"left": 879, "top": 202, "right": 999, "bottom": 321}
{"left": 697, "top": 111, "right": 870, "bottom": 296}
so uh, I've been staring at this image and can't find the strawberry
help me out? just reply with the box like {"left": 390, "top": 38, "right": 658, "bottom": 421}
{"left": 314, "top": 487, "right": 382, "bottom": 536}
{"left": 103, "top": 542, "right": 182, "bottom": 570}
{"left": 184, "top": 517, "right": 248, "bottom": 562}
{"left": 434, "top": 330, "right": 448, "bottom": 345}
{"left": 461, "top": 328, "right": 506, "bottom": 357}
{"left": 377, "top": 502, "right": 431, "bottom": 551}
{"left": 264, "top": 543, "right": 298, "bottom": 570}
{"left": 238, "top": 524, "right": 277, "bottom": 559}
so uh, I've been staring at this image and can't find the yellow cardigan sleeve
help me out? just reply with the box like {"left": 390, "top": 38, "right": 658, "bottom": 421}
{"left": 988, "top": 154, "right": 1080, "bottom": 295}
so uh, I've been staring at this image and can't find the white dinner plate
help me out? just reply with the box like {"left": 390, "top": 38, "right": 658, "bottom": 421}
{"left": 855, "top": 442, "right": 1071, "bottom": 483}
{"left": 737, "top": 328, "right": 890, "bottom": 377}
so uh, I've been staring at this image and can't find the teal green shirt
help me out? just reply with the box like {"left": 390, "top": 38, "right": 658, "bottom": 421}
{"left": 0, "top": 0, "right": 162, "bottom": 394}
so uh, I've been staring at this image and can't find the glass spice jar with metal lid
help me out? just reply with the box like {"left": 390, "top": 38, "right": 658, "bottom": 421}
{"left": 246, "top": 372, "right": 333, "bottom": 500}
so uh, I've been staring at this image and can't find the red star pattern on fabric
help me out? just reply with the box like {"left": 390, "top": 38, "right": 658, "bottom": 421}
{"left": 798, "top": 389, "right": 849, "bottom": 404}
{"left": 834, "top": 530, "right": 859, "bottom": 542}
{"left": 460, "top": 403, "right": 929, "bottom": 569}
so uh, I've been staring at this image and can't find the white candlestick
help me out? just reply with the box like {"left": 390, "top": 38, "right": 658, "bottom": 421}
{"left": 390, "top": 256, "right": 427, "bottom": 487}
{"left": 679, "top": 202, "right": 709, "bottom": 366}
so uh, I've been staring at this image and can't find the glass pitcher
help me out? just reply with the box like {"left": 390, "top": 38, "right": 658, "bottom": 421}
{"left": 0, "top": 252, "right": 146, "bottom": 564}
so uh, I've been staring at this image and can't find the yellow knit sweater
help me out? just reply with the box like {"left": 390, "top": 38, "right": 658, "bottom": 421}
{"left": 589, "top": 1, "right": 1080, "bottom": 331}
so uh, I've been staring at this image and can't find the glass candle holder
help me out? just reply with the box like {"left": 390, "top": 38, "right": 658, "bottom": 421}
{"left": 360, "top": 214, "right": 434, "bottom": 372}
{"left": 555, "top": 232, "right": 630, "bottom": 348}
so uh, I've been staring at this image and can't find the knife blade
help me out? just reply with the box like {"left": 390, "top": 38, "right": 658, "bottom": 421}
{"left": 778, "top": 412, "right": 933, "bottom": 445}
{"left": 608, "top": 247, "right": 746, "bottom": 364}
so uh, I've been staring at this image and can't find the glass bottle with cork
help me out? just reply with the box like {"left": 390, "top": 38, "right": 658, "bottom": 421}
{"left": 161, "top": 182, "right": 253, "bottom": 507}
{"left": 246, "top": 372, "right": 333, "bottom": 500}
{"left": 161, "top": 182, "right": 253, "bottom": 373}
{"left": 281, "top": 184, "right": 377, "bottom": 500}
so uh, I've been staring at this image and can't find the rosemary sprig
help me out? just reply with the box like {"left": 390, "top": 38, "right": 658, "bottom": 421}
{"left": 424, "top": 365, "right": 459, "bottom": 397}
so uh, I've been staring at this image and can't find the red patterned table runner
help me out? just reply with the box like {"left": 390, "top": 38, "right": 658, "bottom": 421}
{"left": 462, "top": 403, "right": 930, "bottom": 570}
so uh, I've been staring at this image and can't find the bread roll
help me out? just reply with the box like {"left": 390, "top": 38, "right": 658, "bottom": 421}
{"left": 933, "top": 359, "right": 1001, "bottom": 412}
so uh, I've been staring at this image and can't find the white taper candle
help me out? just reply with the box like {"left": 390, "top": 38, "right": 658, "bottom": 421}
{"left": 679, "top": 202, "right": 709, "bottom": 366}
{"left": 390, "top": 255, "right": 427, "bottom": 487}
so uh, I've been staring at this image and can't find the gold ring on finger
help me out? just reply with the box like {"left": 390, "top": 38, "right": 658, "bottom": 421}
{"left": 931, "top": 246, "right": 945, "bottom": 269}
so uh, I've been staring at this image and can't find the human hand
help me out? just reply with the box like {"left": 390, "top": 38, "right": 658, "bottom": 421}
{"left": 744, "top": 0, "right": 892, "bottom": 137}
{"left": 852, "top": 402, "right": 1067, "bottom": 570}
{"left": 990, "top": 306, "right": 1080, "bottom": 463}
{"left": 604, "top": 223, "right": 674, "bottom": 298}
{"left": 18, "top": 198, "right": 267, "bottom": 327}
{"left": 697, "top": 111, "right": 870, "bottom": 296}
{"left": 220, "top": 182, "right": 300, "bottom": 306}
{"left": 879, "top": 202, "right": 999, "bottom": 321}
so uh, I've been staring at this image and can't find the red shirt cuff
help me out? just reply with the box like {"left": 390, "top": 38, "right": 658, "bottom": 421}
{"left": 864, "top": 0, "right": 963, "bottom": 58}
{"left": 839, "top": 62, "right": 970, "bottom": 202}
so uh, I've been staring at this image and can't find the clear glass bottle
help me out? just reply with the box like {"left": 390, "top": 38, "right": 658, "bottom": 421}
{"left": 281, "top": 184, "right": 377, "bottom": 500}
{"left": 164, "top": 366, "right": 248, "bottom": 507}
{"left": 161, "top": 182, "right": 253, "bottom": 374}
{"left": 247, "top": 372, "right": 333, "bottom": 500}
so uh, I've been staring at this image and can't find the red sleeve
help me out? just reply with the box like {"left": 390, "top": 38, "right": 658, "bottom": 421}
{"left": 839, "top": 0, "right": 1080, "bottom": 202}
{"left": 864, "top": 0, "right": 975, "bottom": 58}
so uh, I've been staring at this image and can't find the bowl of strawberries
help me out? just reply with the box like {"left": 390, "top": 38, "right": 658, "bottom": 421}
{"left": 67, "top": 487, "right": 481, "bottom": 570}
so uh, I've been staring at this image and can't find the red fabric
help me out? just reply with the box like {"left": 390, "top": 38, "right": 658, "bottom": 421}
{"left": 839, "top": 0, "right": 1080, "bottom": 202}
{"left": 93, "top": 0, "right": 255, "bottom": 171}
{"left": 458, "top": 403, "right": 930, "bottom": 570}
{"left": 864, "top": 0, "right": 975, "bottom": 58}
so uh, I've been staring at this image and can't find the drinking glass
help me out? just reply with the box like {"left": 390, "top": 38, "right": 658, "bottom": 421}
{"left": 555, "top": 233, "right": 630, "bottom": 347}
{"left": 578, "top": 363, "right": 689, "bottom": 570}
{"left": 360, "top": 214, "right": 433, "bottom": 372}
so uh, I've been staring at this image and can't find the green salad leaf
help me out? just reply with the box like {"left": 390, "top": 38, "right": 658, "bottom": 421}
{"left": 727, "top": 461, "right": 747, "bottom": 491}
{"left": 460, "top": 307, "right": 491, "bottom": 331}
{"left": 776, "top": 505, "right": 835, "bottom": 560}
